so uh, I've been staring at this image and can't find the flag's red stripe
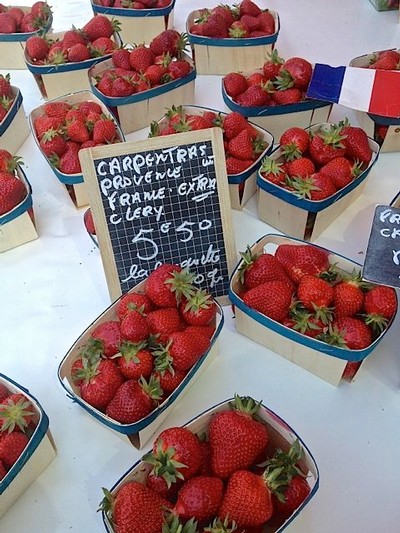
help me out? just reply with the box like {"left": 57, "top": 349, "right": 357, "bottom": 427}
{"left": 369, "top": 70, "right": 400, "bottom": 117}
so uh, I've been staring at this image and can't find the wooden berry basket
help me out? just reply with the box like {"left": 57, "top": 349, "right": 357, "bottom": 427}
{"left": 24, "top": 29, "right": 121, "bottom": 100}
{"left": 0, "top": 165, "right": 38, "bottom": 253}
{"left": 186, "top": 9, "right": 280, "bottom": 75}
{"left": 153, "top": 104, "right": 274, "bottom": 210}
{"left": 229, "top": 234, "right": 398, "bottom": 386}
{"left": 89, "top": 53, "right": 196, "bottom": 135}
{"left": 0, "top": 374, "right": 57, "bottom": 518}
{"left": 57, "top": 279, "right": 224, "bottom": 450}
{"left": 28, "top": 90, "right": 125, "bottom": 209}
{"left": 222, "top": 73, "right": 332, "bottom": 141}
{"left": 256, "top": 122, "right": 380, "bottom": 241}
{"left": 0, "top": 6, "right": 52, "bottom": 70}
{"left": 101, "top": 396, "right": 319, "bottom": 533}
{"left": 350, "top": 50, "right": 400, "bottom": 152}
{"left": 0, "top": 86, "right": 30, "bottom": 155}
{"left": 90, "top": 0, "right": 176, "bottom": 45}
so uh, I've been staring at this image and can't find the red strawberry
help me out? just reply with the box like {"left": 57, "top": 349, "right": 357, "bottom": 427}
{"left": 84, "top": 208, "right": 96, "bottom": 235}
{"left": 167, "top": 59, "right": 191, "bottom": 80}
{"left": 0, "top": 460, "right": 6, "bottom": 481}
{"left": 258, "top": 10, "right": 275, "bottom": 34}
{"left": 239, "top": 0, "right": 262, "bottom": 17}
{"left": 30, "top": 1, "right": 52, "bottom": 20}
{"left": 340, "top": 121, "right": 372, "bottom": 165}
{"left": 58, "top": 149, "right": 81, "bottom": 175}
{"left": 44, "top": 101, "right": 71, "bottom": 120}
{"left": 219, "top": 470, "right": 273, "bottom": 527}
{"left": 62, "top": 29, "right": 88, "bottom": 49}
{"left": 77, "top": 359, "right": 124, "bottom": 411}
{"left": 325, "top": 317, "right": 372, "bottom": 350}
{"left": 82, "top": 15, "right": 118, "bottom": 41}
{"left": 259, "top": 156, "right": 287, "bottom": 186}
{"left": 117, "top": 291, "right": 154, "bottom": 320}
{"left": 236, "top": 85, "right": 270, "bottom": 106}
{"left": 175, "top": 476, "right": 224, "bottom": 523}
{"left": 0, "top": 432, "right": 29, "bottom": 469}
{"left": 228, "top": 130, "right": 254, "bottom": 161}
{"left": 201, "top": 14, "right": 230, "bottom": 38}
{"left": 297, "top": 274, "right": 334, "bottom": 311}
{"left": 0, "top": 13, "right": 17, "bottom": 33}
{"left": 147, "top": 307, "right": 184, "bottom": 340}
{"left": 68, "top": 42, "right": 91, "bottom": 62}
{"left": 341, "top": 361, "right": 362, "bottom": 381}
{"left": 0, "top": 74, "right": 11, "bottom": 98}
{"left": 225, "top": 157, "right": 254, "bottom": 175}
{"left": 262, "top": 49, "right": 284, "bottom": 81}
{"left": 66, "top": 119, "right": 90, "bottom": 143}
{"left": 309, "top": 125, "right": 347, "bottom": 165}
{"left": 117, "top": 341, "right": 153, "bottom": 380}
{"left": 7, "top": 6, "right": 24, "bottom": 26}
{"left": 91, "top": 320, "right": 121, "bottom": 357}
{"left": 179, "top": 290, "right": 217, "bottom": 326}
{"left": 319, "top": 156, "right": 360, "bottom": 189}
{"left": 149, "top": 29, "right": 186, "bottom": 58}
{"left": 280, "top": 57, "right": 313, "bottom": 90}
{"left": 243, "top": 280, "right": 294, "bottom": 322}
{"left": 129, "top": 45, "right": 155, "bottom": 72}
{"left": 101, "top": 481, "right": 171, "bottom": 533}
{"left": 279, "top": 126, "right": 310, "bottom": 159}
{"left": 0, "top": 385, "right": 10, "bottom": 403}
{"left": 145, "top": 264, "right": 195, "bottom": 308}
{"left": 0, "top": 171, "right": 27, "bottom": 215}
{"left": 0, "top": 393, "right": 36, "bottom": 433}
{"left": 223, "top": 72, "right": 248, "bottom": 98}
{"left": 333, "top": 274, "right": 365, "bottom": 318}
{"left": 167, "top": 329, "right": 210, "bottom": 371}
{"left": 209, "top": 395, "right": 269, "bottom": 479}
{"left": 369, "top": 54, "right": 399, "bottom": 70}
{"left": 306, "top": 171, "right": 337, "bottom": 201}
{"left": 271, "top": 87, "right": 303, "bottom": 105}
{"left": 274, "top": 475, "right": 311, "bottom": 516}
{"left": 39, "top": 129, "right": 67, "bottom": 157}
{"left": 238, "top": 247, "right": 293, "bottom": 290}
{"left": 222, "top": 112, "right": 249, "bottom": 141}
{"left": 364, "top": 285, "right": 397, "bottom": 333}
{"left": 285, "top": 157, "right": 315, "bottom": 178}
{"left": 92, "top": 117, "right": 117, "bottom": 143}
{"left": 275, "top": 243, "right": 330, "bottom": 284}
{"left": 26, "top": 35, "right": 49, "bottom": 61}
{"left": 152, "top": 367, "right": 187, "bottom": 394}
{"left": 120, "top": 309, "right": 150, "bottom": 343}
{"left": 145, "top": 472, "right": 183, "bottom": 502}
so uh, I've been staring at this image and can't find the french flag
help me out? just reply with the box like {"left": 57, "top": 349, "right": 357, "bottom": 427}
{"left": 306, "top": 64, "right": 400, "bottom": 118}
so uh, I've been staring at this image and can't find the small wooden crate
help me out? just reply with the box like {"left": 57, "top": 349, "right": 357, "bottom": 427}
{"left": 58, "top": 279, "right": 224, "bottom": 450}
{"left": 256, "top": 123, "right": 380, "bottom": 241}
{"left": 0, "top": 6, "right": 52, "bottom": 70}
{"left": 89, "top": 53, "right": 196, "bottom": 135}
{"left": 29, "top": 90, "right": 125, "bottom": 209}
{"left": 101, "top": 396, "right": 319, "bottom": 532}
{"left": 350, "top": 50, "right": 400, "bottom": 152}
{"left": 152, "top": 104, "right": 274, "bottom": 210}
{"left": 0, "top": 374, "right": 57, "bottom": 518}
{"left": 186, "top": 9, "right": 280, "bottom": 75}
{"left": 24, "top": 30, "right": 120, "bottom": 100}
{"left": 0, "top": 166, "right": 38, "bottom": 253}
{"left": 90, "top": 0, "right": 175, "bottom": 45}
{"left": 0, "top": 86, "right": 30, "bottom": 155}
{"left": 222, "top": 77, "right": 332, "bottom": 141}
{"left": 229, "top": 234, "right": 397, "bottom": 386}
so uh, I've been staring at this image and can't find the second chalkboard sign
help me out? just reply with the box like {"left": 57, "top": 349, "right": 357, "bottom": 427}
{"left": 79, "top": 128, "right": 237, "bottom": 303}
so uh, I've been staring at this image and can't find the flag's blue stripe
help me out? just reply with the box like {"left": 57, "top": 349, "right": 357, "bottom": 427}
{"left": 306, "top": 64, "right": 346, "bottom": 104}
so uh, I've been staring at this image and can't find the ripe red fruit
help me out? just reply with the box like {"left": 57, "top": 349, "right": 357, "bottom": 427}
{"left": 179, "top": 289, "right": 217, "bottom": 326}
{"left": 0, "top": 171, "right": 27, "bottom": 215}
{"left": 275, "top": 244, "right": 330, "bottom": 284}
{"left": 243, "top": 280, "right": 294, "bottom": 323}
{"left": 117, "top": 291, "right": 154, "bottom": 320}
{"left": 297, "top": 274, "right": 334, "bottom": 310}
{"left": 281, "top": 57, "right": 313, "bottom": 90}
{"left": 79, "top": 359, "right": 124, "bottom": 411}
{"left": 117, "top": 342, "right": 153, "bottom": 380}
{"left": 0, "top": 432, "right": 29, "bottom": 469}
{"left": 145, "top": 264, "right": 194, "bottom": 308}
{"left": 223, "top": 72, "right": 248, "bottom": 98}
{"left": 331, "top": 317, "right": 373, "bottom": 350}
{"left": 91, "top": 320, "right": 121, "bottom": 357}
{"left": 238, "top": 248, "right": 293, "bottom": 290}
{"left": 175, "top": 476, "right": 224, "bottom": 523}
{"left": 280, "top": 126, "right": 310, "bottom": 158}
{"left": 167, "top": 330, "right": 210, "bottom": 371}
{"left": 120, "top": 309, "right": 150, "bottom": 343}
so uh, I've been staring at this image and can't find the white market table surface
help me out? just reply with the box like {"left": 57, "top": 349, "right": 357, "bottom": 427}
{"left": 2, "top": 0, "right": 400, "bottom": 531}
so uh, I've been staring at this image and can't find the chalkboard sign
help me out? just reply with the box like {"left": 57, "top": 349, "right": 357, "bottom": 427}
{"left": 362, "top": 204, "right": 400, "bottom": 288}
{"left": 79, "top": 128, "right": 237, "bottom": 303}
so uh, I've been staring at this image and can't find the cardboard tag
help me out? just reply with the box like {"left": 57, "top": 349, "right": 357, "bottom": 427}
{"left": 362, "top": 204, "right": 400, "bottom": 288}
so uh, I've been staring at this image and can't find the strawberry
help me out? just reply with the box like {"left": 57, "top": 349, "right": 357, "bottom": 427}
{"left": 117, "top": 341, "right": 153, "bottom": 380}
{"left": 0, "top": 74, "right": 11, "bottom": 97}
{"left": 319, "top": 156, "right": 361, "bottom": 189}
{"left": 129, "top": 44, "right": 155, "bottom": 72}
{"left": 280, "top": 57, "right": 313, "bottom": 90}
{"left": 0, "top": 393, "right": 36, "bottom": 433}
{"left": 284, "top": 308, "right": 326, "bottom": 338}
{"left": 147, "top": 307, "right": 184, "bottom": 340}
{"left": 274, "top": 475, "right": 311, "bottom": 516}
{"left": 91, "top": 320, "right": 121, "bottom": 357}
{"left": 0, "top": 13, "right": 17, "bottom": 33}
{"left": 246, "top": 71, "right": 266, "bottom": 87}
{"left": 202, "top": 14, "right": 230, "bottom": 38}
{"left": 0, "top": 171, "right": 27, "bottom": 215}
{"left": 82, "top": 15, "right": 119, "bottom": 41}
{"left": 105, "top": 375, "right": 162, "bottom": 423}
{"left": 30, "top": 1, "right": 52, "bottom": 20}
{"left": 341, "top": 361, "right": 362, "bottom": 381}
{"left": 238, "top": 247, "right": 293, "bottom": 290}
{"left": 144, "top": 426, "right": 203, "bottom": 482}
{"left": 307, "top": 171, "right": 337, "bottom": 201}
{"left": 243, "top": 280, "right": 294, "bottom": 322}
{"left": 322, "top": 317, "right": 372, "bottom": 350}
{"left": 66, "top": 119, "right": 90, "bottom": 143}
{"left": 279, "top": 126, "right": 310, "bottom": 159}
{"left": 0, "top": 385, "right": 10, "bottom": 402}
{"left": 20, "top": 12, "right": 39, "bottom": 32}
{"left": 68, "top": 42, "right": 91, "bottom": 62}
{"left": 0, "top": 432, "right": 29, "bottom": 469}
{"left": 285, "top": 157, "right": 315, "bottom": 178}
{"left": 58, "top": 149, "right": 81, "bottom": 174}
{"left": 44, "top": 101, "right": 71, "bottom": 120}
{"left": 101, "top": 481, "right": 171, "bottom": 533}
{"left": 84, "top": 207, "right": 96, "bottom": 235}
{"left": 120, "top": 309, "right": 150, "bottom": 343}
{"left": 152, "top": 367, "right": 187, "bottom": 394}
{"left": 262, "top": 49, "right": 284, "bottom": 80}
{"left": 239, "top": 0, "right": 262, "bottom": 17}
{"left": 309, "top": 124, "right": 346, "bottom": 165}
{"left": 145, "top": 472, "right": 183, "bottom": 502}
{"left": 228, "top": 130, "right": 254, "bottom": 160}
{"left": 167, "top": 59, "right": 192, "bottom": 80}
{"left": 78, "top": 359, "right": 124, "bottom": 411}
{"left": 364, "top": 285, "right": 397, "bottom": 333}
{"left": 271, "top": 87, "right": 303, "bottom": 105}
{"left": 7, "top": 7, "right": 24, "bottom": 26}
{"left": 258, "top": 10, "right": 275, "bottom": 34}
{"left": 219, "top": 470, "right": 273, "bottom": 527}
{"left": 236, "top": 85, "right": 270, "bottom": 106}
{"left": 369, "top": 54, "right": 399, "bottom": 70}
{"left": 166, "top": 330, "right": 210, "bottom": 371}
{"left": 259, "top": 156, "right": 287, "bottom": 186}
{"left": 149, "top": 29, "right": 186, "bottom": 58}
{"left": 225, "top": 157, "right": 254, "bottom": 175}
{"left": 26, "top": 35, "right": 49, "bottom": 61}
{"left": 222, "top": 112, "right": 249, "bottom": 141}
{"left": 275, "top": 243, "right": 330, "bottom": 284}
{"left": 39, "top": 129, "right": 67, "bottom": 157}
{"left": 78, "top": 100, "right": 102, "bottom": 116}
{"left": 175, "top": 476, "right": 224, "bottom": 523}
{"left": 333, "top": 273, "right": 366, "bottom": 318}
{"left": 117, "top": 291, "right": 154, "bottom": 320}
{"left": 92, "top": 117, "right": 117, "bottom": 143}
{"left": 240, "top": 14, "right": 261, "bottom": 33}
{"left": 209, "top": 395, "right": 269, "bottom": 479}
{"left": 179, "top": 289, "right": 217, "bottom": 326}
{"left": 339, "top": 120, "right": 372, "bottom": 165}
{"left": 297, "top": 274, "right": 334, "bottom": 311}
{"left": 229, "top": 20, "right": 249, "bottom": 38}
{"left": 62, "top": 29, "right": 88, "bottom": 49}
{"left": 223, "top": 72, "right": 248, "bottom": 98}
{"left": 145, "top": 264, "right": 195, "bottom": 308}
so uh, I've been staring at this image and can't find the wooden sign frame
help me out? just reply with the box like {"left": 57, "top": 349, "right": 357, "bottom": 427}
{"left": 79, "top": 128, "right": 237, "bottom": 304}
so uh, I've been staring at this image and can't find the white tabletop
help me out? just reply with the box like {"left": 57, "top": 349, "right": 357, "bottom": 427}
{"left": 2, "top": 1, "right": 400, "bottom": 532}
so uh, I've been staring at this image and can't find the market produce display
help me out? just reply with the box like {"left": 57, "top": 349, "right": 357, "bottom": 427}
{"left": 0, "top": 1, "right": 51, "bottom": 34}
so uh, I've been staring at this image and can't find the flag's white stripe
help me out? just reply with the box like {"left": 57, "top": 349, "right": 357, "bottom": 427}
{"left": 339, "top": 67, "right": 376, "bottom": 112}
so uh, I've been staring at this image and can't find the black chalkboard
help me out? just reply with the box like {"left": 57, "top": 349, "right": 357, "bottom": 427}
{"left": 79, "top": 129, "right": 236, "bottom": 303}
{"left": 362, "top": 204, "right": 400, "bottom": 288}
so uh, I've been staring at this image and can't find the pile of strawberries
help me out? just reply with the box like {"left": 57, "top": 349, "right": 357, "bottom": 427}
{"left": 363, "top": 48, "right": 400, "bottom": 70}
{"left": 259, "top": 120, "right": 373, "bottom": 201}
{"left": 0, "top": 74, "right": 15, "bottom": 124}
{"left": 101, "top": 395, "right": 311, "bottom": 532}
{"left": 0, "top": 1, "right": 51, "bottom": 34}
{"left": 32, "top": 99, "right": 122, "bottom": 176}
{"left": 25, "top": 14, "right": 119, "bottom": 65}
{"left": 223, "top": 50, "right": 315, "bottom": 107}
{"left": 0, "top": 382, "right": 39, "bottom": 481}
{"left": 0, "top": 150, "right": 27, "bottom": 216}
{"left": 150, "top": 106, "right": 269, "bottom": 176}
{"left": 92, "top": 29, "right": 193, "bottom": 98}
{"left": 188, "top": 0, "right": 275, "bottom": 39}
{"left": 93, "top": 0, "right": 173, "bottom": 8}
{"left": 235, "top": 242, "right": 397, "bottom": 380}
{"left": 70, "top": 264, "right": 218, "bottom": 423}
